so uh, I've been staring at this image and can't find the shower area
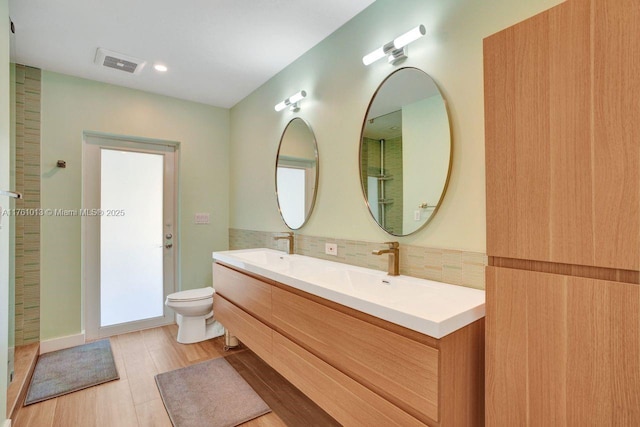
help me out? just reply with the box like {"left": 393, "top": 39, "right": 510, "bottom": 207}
{"left": 361, "top": 111, "right": 403, "bottom": 235}
{"left": 5, "top": 64, "right": 42, "bottom": 418}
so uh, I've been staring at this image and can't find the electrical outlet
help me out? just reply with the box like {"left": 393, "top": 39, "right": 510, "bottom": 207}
{"left": 194, "top": 213, "right": 210, "bottom": 224}
{"left": 325, "top": 243, "right": 338, "bottom": 256}
{"left": 414, "top": 210, "right": 421, "bottom": 221}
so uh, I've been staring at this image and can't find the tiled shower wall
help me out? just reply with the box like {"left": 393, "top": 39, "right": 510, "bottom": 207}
{"left": 361, "top": 136, "right": 403, "bottom": 235}
{"left": 229, "top": 228, "right": 487, "bottom": 289}
{"left": 14, "top": 65, "right": 41, "bottom": 345}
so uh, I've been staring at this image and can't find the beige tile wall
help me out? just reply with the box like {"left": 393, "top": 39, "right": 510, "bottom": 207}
{"left": 14, "top": 65, "right": 41, "bottom": 345}
{"left": 229, "top": 228, "right": 487, "bottom": 289}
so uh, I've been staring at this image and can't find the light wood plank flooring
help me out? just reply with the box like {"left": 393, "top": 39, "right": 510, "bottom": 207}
{"left": 13, "top": 325, "right": 333, "bottom": 427}
{"left": 7, "top": 342, "right": 39, "bottom": 420}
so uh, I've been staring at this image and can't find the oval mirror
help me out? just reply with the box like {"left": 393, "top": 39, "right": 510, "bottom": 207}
{"left": 275, "top": 118, "right": 319, "bottom": 229}
{"left": 359, "top": 67, "right": 452, "bottom": 236}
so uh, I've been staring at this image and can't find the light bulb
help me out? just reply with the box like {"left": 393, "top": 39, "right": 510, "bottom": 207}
{"left": 362, "top": 47, "right": 386, "bottom": 65}
{"left": 393, "top": 25, "right": 426, "bottom": 49}
{"left": 288, "top": 91, "right": 307, "bottom": 104}
{"left": 274, "top": 101, "right": 288, "bottom": 112}
{"left": 154, "top": 64, "right": 168, "bottom": 72}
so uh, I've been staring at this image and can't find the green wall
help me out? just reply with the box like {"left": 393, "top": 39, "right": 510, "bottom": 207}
{"left": 39, "top": 72, "right": 230, "bottom": 341}
{"left": 14, "top": 0, "right": 567, "bottom": 348}
{"left": 1, "top": 0, "right": 10, "bottom": 420}
{"left": 229, "top": 0, "right": 564, "bottom": 251}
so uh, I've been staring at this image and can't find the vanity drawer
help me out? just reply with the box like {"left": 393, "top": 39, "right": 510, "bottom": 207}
{"left": 213, "top": 295, "right": 273, "bottom": 364}
{"left": 271, "top": 331, "right": 427, "bottom": 427}
{"left": 272, "top": 286, "right": 439, "bottom": 424}
{"left": 213, "top": 263, "right": 272, "bottom": 324}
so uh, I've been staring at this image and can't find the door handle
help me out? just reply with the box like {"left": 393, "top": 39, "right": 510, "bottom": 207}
{"left": 165, "top": 243, "right": 173, "bottom": 249}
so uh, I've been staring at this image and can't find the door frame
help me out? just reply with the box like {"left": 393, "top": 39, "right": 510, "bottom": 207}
{"left": 82, "top": 131, "right": 180, "bottom": 340}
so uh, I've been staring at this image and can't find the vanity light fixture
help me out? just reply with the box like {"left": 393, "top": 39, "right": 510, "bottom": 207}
{"left": 362, "top": 25, "right": 426, "bottom": 66}
{"left": 275, "top": 90, "right": 307, "bottom": 112}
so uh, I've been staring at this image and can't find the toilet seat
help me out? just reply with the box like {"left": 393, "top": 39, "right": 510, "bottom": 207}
{"left": 166, "top": 287, "right": 214, "bottom": 302}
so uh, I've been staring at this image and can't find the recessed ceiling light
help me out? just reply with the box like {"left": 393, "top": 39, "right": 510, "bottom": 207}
{"left": 154, "top": 64, "right": 168, "bottom": 72}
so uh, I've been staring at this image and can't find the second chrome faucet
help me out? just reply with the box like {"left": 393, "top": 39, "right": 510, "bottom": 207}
{"left": 372, "top": 241, "right": 399, "bottom": 276}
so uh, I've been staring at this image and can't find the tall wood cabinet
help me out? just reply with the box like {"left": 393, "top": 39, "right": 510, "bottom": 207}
{"left": 484, "top": 0, "right": 640, "bottom": 424}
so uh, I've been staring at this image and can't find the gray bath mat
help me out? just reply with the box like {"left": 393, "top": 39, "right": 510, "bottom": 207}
{"left": 24, "top": 339, "right": 119, "bottom": 405}
{"left": 155, "top": 357, "right": 271, "bottom": 427}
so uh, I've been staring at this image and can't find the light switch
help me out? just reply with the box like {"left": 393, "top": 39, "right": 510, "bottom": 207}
{"left": 194, "top": 213, "right": 210, "bottom": 224}
{"left": 414, "top": 210, "right": 421, "bottom": 221}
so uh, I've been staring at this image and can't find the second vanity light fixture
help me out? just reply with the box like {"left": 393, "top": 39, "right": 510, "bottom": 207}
{"left": 275, "top": 90, "right": 307, "bottom": 112}
{"left": 362, "top": 25, "right": 426, "bottom": 66}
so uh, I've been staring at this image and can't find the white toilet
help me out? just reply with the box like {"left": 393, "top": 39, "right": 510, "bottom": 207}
{"left": 165, "top": 287, "right": 225, "bottom": 344}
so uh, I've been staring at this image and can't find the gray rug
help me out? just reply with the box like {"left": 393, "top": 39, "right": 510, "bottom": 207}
{"left": 155, "top": 357, "right": 272, "bottom": 427}
{"left": 24, "top": 339, "right": 119, "bottom": 405}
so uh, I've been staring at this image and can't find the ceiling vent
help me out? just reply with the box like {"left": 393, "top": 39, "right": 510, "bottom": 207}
{"left": 94, "top": 48, "right": 146, "bottom": 75}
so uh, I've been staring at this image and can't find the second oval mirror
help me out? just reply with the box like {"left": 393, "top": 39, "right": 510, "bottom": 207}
{"left": 360, "top": 67, "right": 452, "bottom": 236}
{"left": 275, "top": 118, "right": 319, "bottom": 229}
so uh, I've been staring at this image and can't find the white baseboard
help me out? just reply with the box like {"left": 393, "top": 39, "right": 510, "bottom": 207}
{"left": 39, "top": 331, "right": 86, "bottom": 354}
{"left": 3, "top": 418, "right": 12, "bottom": 427}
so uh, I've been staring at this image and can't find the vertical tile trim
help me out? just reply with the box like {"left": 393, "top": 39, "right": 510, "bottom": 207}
{"left": 14, "top": 64, "right": 41, "bottom": 345}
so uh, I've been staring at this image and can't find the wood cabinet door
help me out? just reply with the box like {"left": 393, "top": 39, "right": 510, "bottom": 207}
{"left": 484, "top": 0, "right": 640, "bottom": 270}
{"left": 486, "top": 267, "right": 640, "bottom": 426}
{"left": 212, "top": 263, "right": 273, "bottom": 323}
{"left": 272, "top": 287, "right": 439, "bottom": 424}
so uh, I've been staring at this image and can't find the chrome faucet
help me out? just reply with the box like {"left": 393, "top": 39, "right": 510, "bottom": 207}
{"left": 274, "top": 232, "right": 294, "bottom": 255}
{"left": 372, "top": 241, "right": 400, "bottom": 276}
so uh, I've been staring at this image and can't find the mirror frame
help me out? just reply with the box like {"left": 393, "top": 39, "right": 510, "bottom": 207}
{"left": 359, "top": 67, "right": 453, "bottom": 237}
{"left": 275, "top": 117, "right": 320, "bottom": 230}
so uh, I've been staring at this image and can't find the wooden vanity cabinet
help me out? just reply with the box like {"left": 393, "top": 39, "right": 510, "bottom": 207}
{"left": 212, "top": 262, "right": 485, "bottom": 427}
{"left": 271, "top": 285, "right": 440, "bottom": 422}
{"left": 214, "top": 296, "right": 273, "bottom": 364}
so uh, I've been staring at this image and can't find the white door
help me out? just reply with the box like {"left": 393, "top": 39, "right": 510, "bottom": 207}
{"left": 83, "top": 133, "right": 178, "bottom": 339}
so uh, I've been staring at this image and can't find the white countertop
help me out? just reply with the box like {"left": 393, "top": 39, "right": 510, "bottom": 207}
{"left": 212, "top": 248, "right": 485, "bottom": 339}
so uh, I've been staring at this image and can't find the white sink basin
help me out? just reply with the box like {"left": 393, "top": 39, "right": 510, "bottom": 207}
{"left": 213, "top": 248, "right": 485, "bottom": 338}
{"left": 229, "top": 249, "right": 291, "bottom": 269}
{"left": 304, "top": 269, "right": 412, "bottom": 304}
{"left": 229, "top": 250, "right": 322, "bottom": 276}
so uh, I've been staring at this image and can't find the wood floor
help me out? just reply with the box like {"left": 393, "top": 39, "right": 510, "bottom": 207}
{"left": 7, "top": 343, "right": 39, "bottom": 420}
{"left": 12, "top": 325, "right": 338, "bottom": 427}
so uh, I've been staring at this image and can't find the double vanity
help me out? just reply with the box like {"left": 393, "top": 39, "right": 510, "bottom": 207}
{"left": 221, "top": 29, "right": 474, "bottom": 426}
{"left": 212, "top": 248, "right": 485, "bottom": 426}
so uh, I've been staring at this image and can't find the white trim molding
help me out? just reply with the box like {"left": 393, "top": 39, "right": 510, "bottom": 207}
{"left": 3, "top": 418, "right": 12, "bottom": 427}
{"left": 39, "top": 331, "right": 86, "bottom": 354}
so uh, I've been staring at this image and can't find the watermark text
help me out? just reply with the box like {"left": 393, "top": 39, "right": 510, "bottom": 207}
{"left": 1, "top": 208, "right": 126, "bottom": 217}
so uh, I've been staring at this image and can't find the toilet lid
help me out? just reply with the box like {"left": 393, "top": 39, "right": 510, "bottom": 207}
{"left": 166, "top": 287, "right": 215, "bottom": 302}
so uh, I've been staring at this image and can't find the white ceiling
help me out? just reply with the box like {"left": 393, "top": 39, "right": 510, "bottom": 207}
{"left": 8, "top": 0, "right": 375, "bottom": 108}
